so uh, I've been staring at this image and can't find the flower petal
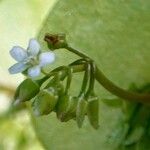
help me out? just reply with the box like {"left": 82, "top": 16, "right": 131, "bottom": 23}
{"left": 28, "top": 65, "right": 41, "bottom": 77}
{"left": 28, "top": 39, "right": 40, "bottom": 56}
{"left": 8, "top": 63, "right": 28, "bottom": 74}
{"left": 39, "top": 52, "right": 55, "bottom": 67}
{"left": 10, "top": 46, "right": 28, "bottom": 62}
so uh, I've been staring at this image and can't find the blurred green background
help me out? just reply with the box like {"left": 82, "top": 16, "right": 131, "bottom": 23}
{"left": 0, "top": 0, "right": 150, "bottom": 150}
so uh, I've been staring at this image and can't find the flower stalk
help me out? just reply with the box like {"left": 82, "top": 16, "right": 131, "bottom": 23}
{"left": 44, "top": 33, "right": 150, "bottom": 104}
{"left": 8, "top": 33, "right": 150, "bottom": 130}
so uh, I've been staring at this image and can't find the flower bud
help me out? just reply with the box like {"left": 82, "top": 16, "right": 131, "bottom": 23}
{"left": 14, "top": 79, "right": 40, "bottom": 104}
{"left": 61, "top": 96, "right": 78, "bottom": 122}
{"left": 44, "top": 78, "right": 64, "bottom": 96}
{"left": 32, "top": 89, "right": 58, "bottom": 116}
{"left": 87, "top": 96, "right": 99, "bottom": 129}
{"left": 44, "top": 33, "right": 67, "bottom": 50}
{"left": 56, "top": 94, "right": 71, "bottom": 121}
{"left": 76, "top": 96, "right": 87, "bottom": 128}
{"left": 54, "top": 82, "right": 64, "bottom": 95}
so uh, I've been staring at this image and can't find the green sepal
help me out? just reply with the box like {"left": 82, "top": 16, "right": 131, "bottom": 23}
{"left": 32, "top": 89, "right": 58, "bottom": 116}
{"left": 14, "top": 79, "right": 40, "bottom": 103}
{"left": 76, "top": 95, "right": 87, "bottom": 128}
{"left": 56, "top": 94, "right": 70, "bottom": 121}
{"left": 87, "top": 96, "right": 99, "bottom": 129}
{"left": 44, "top": 77, "right": 64, "bottom": 96}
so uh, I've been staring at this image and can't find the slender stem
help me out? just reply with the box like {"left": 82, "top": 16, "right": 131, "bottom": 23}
{"left": 41, "top": 62, "right": 150, "bottom": 103}
{"left": 41, "top": 68, "right": 50, "bottom": 76}
{"left": 65, "top": 67, "right": 73, "bottom": 94}
{"left": 66, "top": 46, "right": 90, "bottom": 59}
{"left": 45, "top": 35, "right": 150, "bottom": 103}
{"left": 69, "top": 58, "right": 86, "bottom": 66}
{"left": 95, "top": 67, "right": 150, "bottom": 104}
{"left": 64, "top": 46, "right": 150, "bottom": 104}
{"left": 40, "top": 53, "right": 150, "bottom": 104}
{"left": 79, "top": 63, "right": 90, "bottom": 96}
{"left": 67, "top": 64, "right": 150, "bottom": 104}
{"left": 86, "top": 61, "right": 96, "bottom": 96}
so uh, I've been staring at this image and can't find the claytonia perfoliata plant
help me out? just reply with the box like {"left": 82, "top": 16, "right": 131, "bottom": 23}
{"left": 8, "top": 39, "right": 55, "bottom": 78}
{"left": 9, "top": 34, "right": 150, "bottom": 133}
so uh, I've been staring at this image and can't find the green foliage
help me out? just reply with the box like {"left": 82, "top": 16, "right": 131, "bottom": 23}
{"left": 30, "top": 0, "right": 150, "bottom": 149}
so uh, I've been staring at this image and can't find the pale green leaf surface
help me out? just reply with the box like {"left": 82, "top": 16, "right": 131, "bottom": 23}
{"left": 32, "top": 0, "right": 150, "bottom": 150}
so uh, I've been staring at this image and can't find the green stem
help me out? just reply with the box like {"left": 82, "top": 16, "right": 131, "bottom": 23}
{"left": 65, "top": 67, "right": 73, "bottom": 94}
{"left": 41, "top": 68, "right": 50, "bottom": 76}
{"left": 64, "top": 46, "right": 150, "bottom": 104}
{"left": 86, "top": 61, "right": 96, "bottom": 96}
{"left": 66, "top": 46, "right": 90, "bottom": 59}
{"left": 79, "top": 63, "right": 91, "bottom": 96}
{"left": 40, "top": 58, "right": 150, "bottom": 104}
{"left": 95, "top": 67, "right": 150, "bottom": 104}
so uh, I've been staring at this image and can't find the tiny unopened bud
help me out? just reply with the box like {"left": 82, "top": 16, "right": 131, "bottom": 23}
{"left": 56, "top": 94, "right": 71, "bottom": 121}
{"left": 87, "top": 96, "right": 99, "bottom": 129}
{"left": 32, "top": 89, "right": 58, "bottom": 116}
{"left": 44, "top": 33, "right": 67, "bottom": 50}
{"left": 76, "top": 95, "right": 87, "bottom": 128}
{"left": 61, "top": 96, "right": 78, "bottom": 122}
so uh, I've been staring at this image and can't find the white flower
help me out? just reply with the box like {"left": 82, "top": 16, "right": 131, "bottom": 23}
{"left": 8, "top": 39, "right": 55, "bottom": 77}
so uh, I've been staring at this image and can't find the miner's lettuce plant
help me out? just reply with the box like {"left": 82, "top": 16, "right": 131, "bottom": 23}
{"left": 8, "top": 0, "right": 150, "bottom": 150}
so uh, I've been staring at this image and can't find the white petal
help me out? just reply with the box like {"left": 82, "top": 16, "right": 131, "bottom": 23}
{"left": 39, "top": 52, "right": 55, "bottom": 67}
{"left": 28, "top": 39, "right": 40, "bottom": 56}
{"left": 28, "top": 65, "right": 41, "bottom": 77}
{"left": 8, "top": 63, "right": 28, "bottom": 74}
{"left": 10, "top": 46, "right": 28, "bottom": 62}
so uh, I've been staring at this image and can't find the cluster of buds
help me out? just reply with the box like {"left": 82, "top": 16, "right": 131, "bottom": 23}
{"left": 10, "top": 34, "right": 99, "bottom": 129}
{"left": 8, "top": 32, "right": 150, "bottom": 141}
{"left": 13, "top": 59, "right": 99, "bottom": 129}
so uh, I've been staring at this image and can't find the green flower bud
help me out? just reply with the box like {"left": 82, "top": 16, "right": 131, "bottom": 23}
{"left": 44, "top": 78, "right": 64, "bottom": 96}
{"left": 14, "top": 79, "right": 40, "bottom": 104}
{"left": 76, "top": 96, "right": 87, "bottom": 128}
{"left": 87, "top": 96, "right": 99, "bottom": 129}
{"left": 61, "top": 96, "right": 78, "bottom": 122}
{"left": 44, "top": 33, "right": 67, "bottom": 50}
{"left": 66, "top": 96, "right": 78, "bottom": 114}
{"left": 54, "top": 82, "right": 64, "bottom": 95}
{"left": 56, "top": 94, "right": 71, "bottom": 121}
{"left": 32, "top": 89, "right": 58, "bottom": 116}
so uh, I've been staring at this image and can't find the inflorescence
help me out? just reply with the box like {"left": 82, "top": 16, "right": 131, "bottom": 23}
{"left": 9, "top": 33, "right": 150, "bottom": 129}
